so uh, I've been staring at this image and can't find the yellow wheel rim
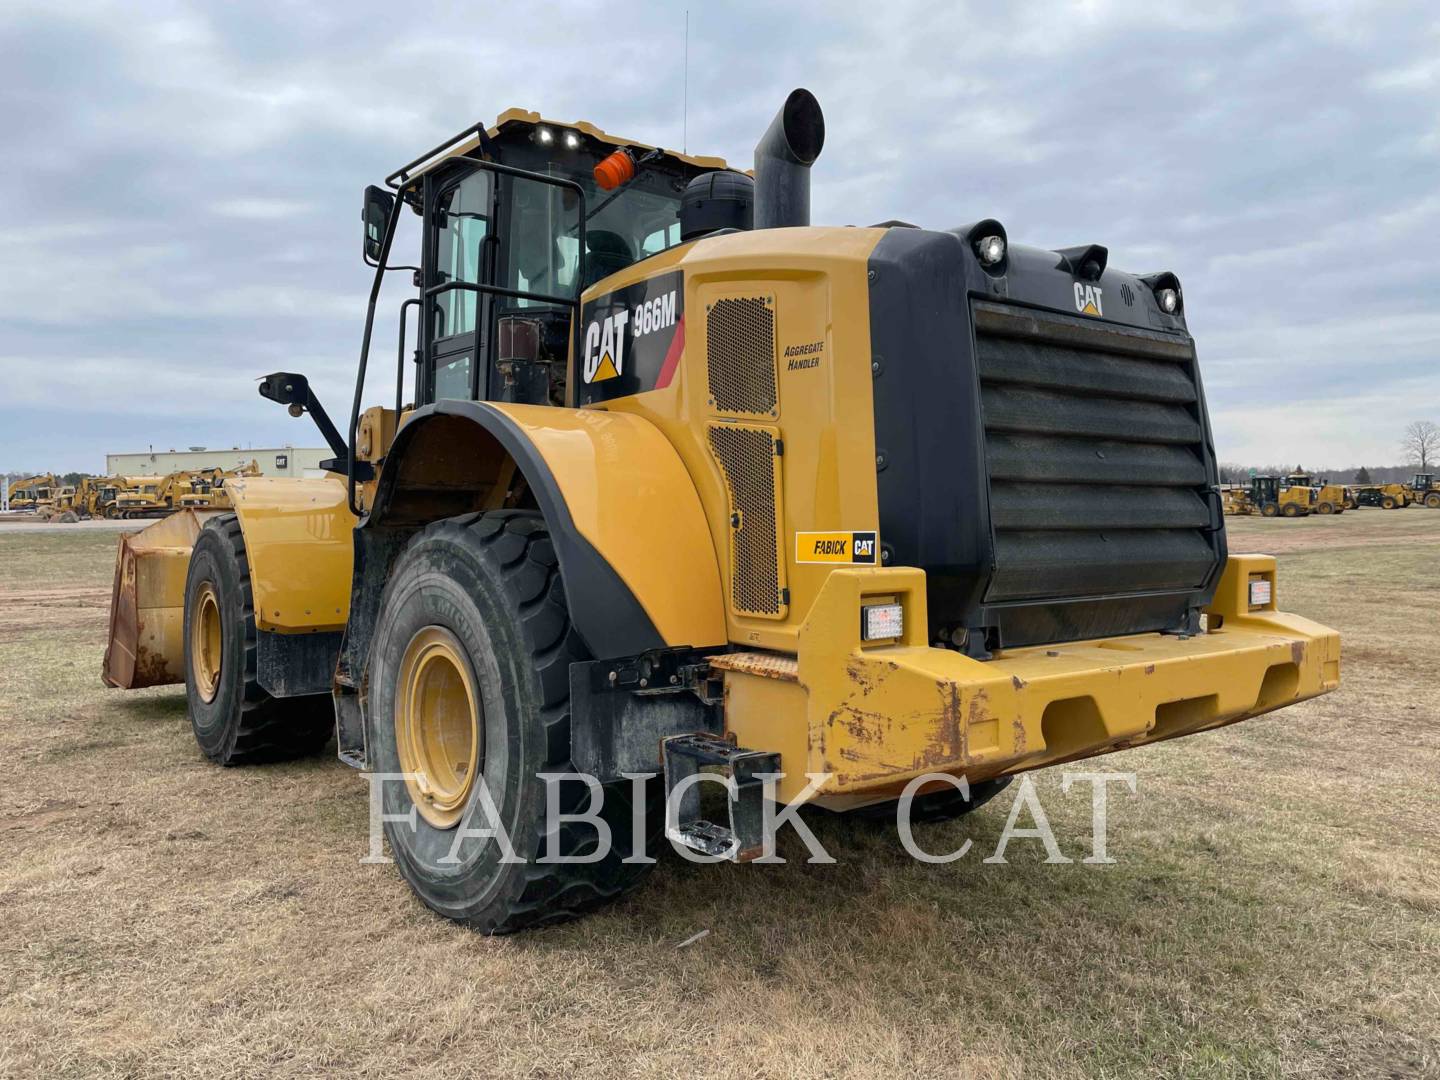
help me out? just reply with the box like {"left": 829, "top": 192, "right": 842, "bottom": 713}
{"left": 191, "top": 582, "right": 223, "bottom": 704}
{"left": 395, "top": 626, "right": 482, "bottom": 829}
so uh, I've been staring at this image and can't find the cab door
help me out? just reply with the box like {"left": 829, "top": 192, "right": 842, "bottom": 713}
{"left": 424, "top": 167, "right": 497, "bottom": 402}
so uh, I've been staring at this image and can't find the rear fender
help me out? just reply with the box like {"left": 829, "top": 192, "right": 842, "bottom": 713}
{"left": 342, "top": 401, "right": 725, "bottom": 679}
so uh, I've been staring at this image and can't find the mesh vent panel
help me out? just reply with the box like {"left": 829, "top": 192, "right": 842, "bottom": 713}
{"left": 708, "top": 423, "right": 783, "bottom": 616}
{"left": 707, "top": 297, "right": 777, "bottom": 415}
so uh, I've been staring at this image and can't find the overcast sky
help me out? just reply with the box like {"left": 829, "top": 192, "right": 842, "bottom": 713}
{"left": 1, "top": 0, "right": 1436, "bottom": 474}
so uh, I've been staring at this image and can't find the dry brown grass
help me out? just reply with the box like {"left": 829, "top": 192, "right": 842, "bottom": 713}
{"left": 1, "top": 513, "right": 1438, "bottom": 1079}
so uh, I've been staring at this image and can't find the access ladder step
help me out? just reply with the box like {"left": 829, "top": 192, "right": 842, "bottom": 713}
{"left": 661, "top": 732, "right": 780, "bottom": 862}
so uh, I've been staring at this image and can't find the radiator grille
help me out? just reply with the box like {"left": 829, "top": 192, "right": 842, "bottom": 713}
{"left": 708, "top": 423, "right": 786, "bottom": 617}
{"left": 707, "top": 296, "right": 778, "bottom": 416}
{"left": 974, "top": 301, "right": 1216, "bottom": 605}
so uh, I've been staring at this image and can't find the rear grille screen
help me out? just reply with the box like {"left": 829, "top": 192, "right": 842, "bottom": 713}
{"left": 708, "top": 422, "right": 786, "bottom": 617}
{"left": 707, "top": 296, "right": 778, "bottom": 416}
{"left": 974, "top": 302, "right": 1215, "bottom": 604}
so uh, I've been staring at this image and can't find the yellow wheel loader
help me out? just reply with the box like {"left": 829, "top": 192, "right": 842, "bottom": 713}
{"left": 104, "top": 90, "right": 1340, "bottom": 932}
{"left": 1408, "top": 473, "right": 1440, "bottom": 508}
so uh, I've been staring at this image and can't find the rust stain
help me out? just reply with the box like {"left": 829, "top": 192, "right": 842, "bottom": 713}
{"left": 1011, "top": 674, "right": 1027, "bottom": 691}
{"left": 710, "top": 651, "right": 798, "bottom": 683}
{"left": 1012, "top": 718, "right": 1027, "bottom": 754}
{"left": 1144, "top": 664, "right": 1155, "bottom": 675}
{"left": 937, "top": 683, "right": 963, "bottom": 763}
{"left": 133, "top": 644, "right": 174, "bottom": 687}
{"left": 845, "top": 659, "right": 879, "bottom": 697}
{"left": 1290, "top": 640, "right": 1306, "bottom": 666}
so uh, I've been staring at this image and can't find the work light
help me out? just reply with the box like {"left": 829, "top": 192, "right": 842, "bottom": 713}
{"left": 1157, "top": 287, "right": 1180, "bottom": 314}
{"left": 976, "top": 234, "right": 1006, "bottom": 266}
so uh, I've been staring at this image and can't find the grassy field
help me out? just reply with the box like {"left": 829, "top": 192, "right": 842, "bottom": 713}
{"left": 1, "top": 512, "right": 1437, "bottom": 1078}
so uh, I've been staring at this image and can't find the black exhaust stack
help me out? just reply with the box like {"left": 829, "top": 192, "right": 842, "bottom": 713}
{"left": 754, "top": 88, "right": 825, "bottom": 229}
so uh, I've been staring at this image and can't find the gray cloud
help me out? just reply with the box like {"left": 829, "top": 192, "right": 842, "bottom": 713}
{"left": 1, "top": 0, "right": 1436, "bottom": 472}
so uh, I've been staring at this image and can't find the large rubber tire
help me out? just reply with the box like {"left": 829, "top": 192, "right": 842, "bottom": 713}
{"left": 1427, "top": 493, "right": 1440, "bottom": 509}
{"left": 849, "top": 775, "right": 1013, "bottom": 824}
{"left": 1317, "top": 501, "right": 1335, "bottom": 515}
{"left": 367, "top": 510, "right": 660, "bottom": 933}
{"left": 1282, "top": 503, "right": 1301, "bottom": 518}
{"left": 183, "top": 515, "right": 333, "bottom": 765}
{"left": 1382, "top": 497, "right": 1397, "bottom": 510}
{"left": 1261, "top": 503, "right": 1279, "bottom": 518}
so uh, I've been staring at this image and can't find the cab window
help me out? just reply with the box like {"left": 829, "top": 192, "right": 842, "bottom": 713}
{"left": 434, "top": 170, "right": 493, "bottom": 338}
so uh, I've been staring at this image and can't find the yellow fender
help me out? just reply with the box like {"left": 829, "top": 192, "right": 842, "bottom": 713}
{"left": 366, "top": 400, "right": 726, "bottom": 659}
{"left": 101, "top": 477, "right": 356, "bottom": 691}
{"left": 225, "top": 475, "right": 357, "bottom": 634}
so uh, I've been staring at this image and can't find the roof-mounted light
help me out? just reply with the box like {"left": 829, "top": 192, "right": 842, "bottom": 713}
{"left": 1157, "top": 287, "right": 1180, "bottom": 314}
{"left": 536, "top": 126, "right": 554, "bottom": 145}
{"left": 976, "top": 235, "right": 1006, "bottom": 266}
{"left": 563, "top": 131, "right": 581, "bottom": 149}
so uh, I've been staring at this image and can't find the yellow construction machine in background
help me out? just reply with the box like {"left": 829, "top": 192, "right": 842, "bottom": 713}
{"left": 1286, "top": 470, "right": 1353, "bottom": 514}
{"left": 1355, "top": 483, "right": 1412, "bottom": 509}
{"left": 1407, "top": 473, "right": 1440, "bottom": 508}
{"left": 9, "top": 474, "right": 57, "bottom": 513}
{"left": 178, "top": 461, "right": 260, "bottom": 511}
{"left": 1224, "top": 476, "right": 1316, "bottom": 517}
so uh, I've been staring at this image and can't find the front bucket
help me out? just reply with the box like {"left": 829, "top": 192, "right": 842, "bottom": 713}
{"left": 102, "top": 510, "right": 213, "bottom": 689}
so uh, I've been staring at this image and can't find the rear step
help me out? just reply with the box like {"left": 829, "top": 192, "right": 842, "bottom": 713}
{"left": 661, "top": 732, "right": 780, "bottom": 862}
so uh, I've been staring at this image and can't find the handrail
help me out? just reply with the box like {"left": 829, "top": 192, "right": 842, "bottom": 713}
{"left": 395, "top": 298, "right": 420, "bottom": 416}
{"left": 386, "top": 123, "right": 496, "bottom": 189}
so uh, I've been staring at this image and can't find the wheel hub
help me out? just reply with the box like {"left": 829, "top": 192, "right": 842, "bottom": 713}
{"left": 395, "top": 626, "right": 482, "bottom": 829}
{"left": 191, "top": 582, "right": 223, "bottom": 704}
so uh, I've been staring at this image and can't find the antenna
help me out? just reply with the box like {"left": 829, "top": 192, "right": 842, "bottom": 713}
{"left": 683, "top": 10, "right": 689, "bottom": 154}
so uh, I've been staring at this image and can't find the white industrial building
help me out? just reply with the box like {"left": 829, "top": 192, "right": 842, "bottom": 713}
{"left": 105, "top": 446, "right": 331, "bottom": 478}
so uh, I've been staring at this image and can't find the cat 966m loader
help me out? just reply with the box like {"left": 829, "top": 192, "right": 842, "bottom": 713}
{"left": 103, "top": 89, "right": 1340, "bottom": 932}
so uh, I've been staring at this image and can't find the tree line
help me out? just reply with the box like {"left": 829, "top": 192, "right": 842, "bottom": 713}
{"left": 1220, "top": 420, "right": 1437, "bottom": 487}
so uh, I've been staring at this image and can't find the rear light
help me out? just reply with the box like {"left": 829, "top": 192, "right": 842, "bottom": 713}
{"left": 861, "top": 602, "right": 904, "bottom": 642}
{"left": 1248, "top": 578, "right": 1272, "bottom": 608}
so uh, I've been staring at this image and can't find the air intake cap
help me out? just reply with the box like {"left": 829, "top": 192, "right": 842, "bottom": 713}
{"left": 680, "top": 170, "right": 755, "bottom": 242}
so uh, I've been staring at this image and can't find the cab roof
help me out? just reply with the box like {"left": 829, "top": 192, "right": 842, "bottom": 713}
{"left": 387, "top": 108, "right": 731, "bottom": 190}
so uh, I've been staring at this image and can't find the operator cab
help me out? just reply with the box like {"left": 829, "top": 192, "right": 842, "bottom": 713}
{"left": 1253, "top": 476, "right": 1280, "bottom": 501}
{"left": 371, "top": 112, "right": 740, "bottom": 411}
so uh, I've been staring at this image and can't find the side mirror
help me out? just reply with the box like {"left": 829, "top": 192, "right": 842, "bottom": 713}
{"left": 363, "top": 184, "right": 395, "bottom": 263}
